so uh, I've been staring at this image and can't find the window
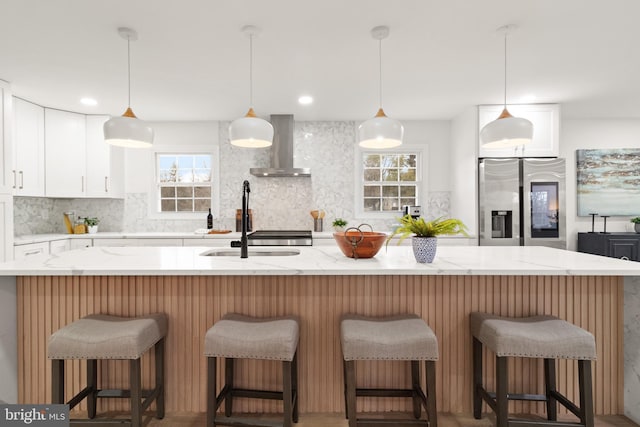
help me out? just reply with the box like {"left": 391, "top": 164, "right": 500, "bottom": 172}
{"left": 358, "top": 150, "right": 424, "bottom": 215}
{"left": 156, "top": 153, "right": 212, "bottom": 212}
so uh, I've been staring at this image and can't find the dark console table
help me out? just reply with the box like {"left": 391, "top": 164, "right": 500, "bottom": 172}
{"left": 578, "top": 232, "right": 640, "bottom": 261}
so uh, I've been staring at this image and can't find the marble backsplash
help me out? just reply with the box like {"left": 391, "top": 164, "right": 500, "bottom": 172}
{"left": 14, "top": 120, "right": 451, "bottom": 235}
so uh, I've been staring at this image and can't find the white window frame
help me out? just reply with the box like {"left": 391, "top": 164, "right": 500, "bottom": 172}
{"left": 147, "top": 145, "right": 220, "bottom": 220}
{"left": 354, "top": 144, "right": 428, "bottom": 220}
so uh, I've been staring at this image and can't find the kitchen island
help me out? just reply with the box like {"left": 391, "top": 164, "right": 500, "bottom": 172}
{"left": 0, "top": 245, "right": 638, "bottom": 422}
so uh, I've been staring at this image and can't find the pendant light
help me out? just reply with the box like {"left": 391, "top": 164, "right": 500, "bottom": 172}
{"left": 358, "top": 25, "right": 403, "bottom": 149}
{"left": 480, "top": 25, "right": 533, "bottom": 148}
{"left": 229, "top": 25, "right": 273, "bottom": 148}
{"left": 103, "top": 27, "right": 154, "bottom": 148}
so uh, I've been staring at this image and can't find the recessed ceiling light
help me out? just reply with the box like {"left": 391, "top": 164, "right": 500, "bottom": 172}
{"left": 298, "top": 95, "right": 313, "bottom": 105}
{"left": 80, "top": 97, "right": 98, "bottom": 106}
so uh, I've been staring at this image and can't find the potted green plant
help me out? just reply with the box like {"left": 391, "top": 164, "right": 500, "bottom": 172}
{"left": 631, "top": 217, "right": 640, "bottom": 233}
{"left": 387, "top": 215, "right": 469, "bottom": 263}
{"left": 332, "top": 218, "right": 348, "bottom": 232}
{"left": 84, "top": 217, "right": 100, "bottom": 234}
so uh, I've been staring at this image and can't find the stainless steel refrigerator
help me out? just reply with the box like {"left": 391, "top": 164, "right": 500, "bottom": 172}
{"left": 479, "top": 158, "right": 566, "bottom": 249}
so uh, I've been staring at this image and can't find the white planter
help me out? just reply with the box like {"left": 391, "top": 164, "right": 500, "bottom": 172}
{"left": 87, "top": 225, "right": 98, "bottom": 234}
{"left": 635, "top": 223, "right": 640, "bottom": 234}
{"left": 412, "top": 236, "right": 438, "bottom": 263}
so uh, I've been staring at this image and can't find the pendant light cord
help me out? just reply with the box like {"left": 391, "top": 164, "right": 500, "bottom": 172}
{"left": 503, "top": 30, "right": 508, "bottom": 108}
{"left": 378, "top": 37, "right": 383, "bottom": 109}
{"left": 249, "top": 33, "right": 254, "bottom": 109}
{"left": 127, "top": 35, "right": 131, "bottom": 108}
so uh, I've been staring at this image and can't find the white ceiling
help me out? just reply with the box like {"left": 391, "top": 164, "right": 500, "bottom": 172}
{"left": 2, "top": 0, "right": 640, "bottom": 122}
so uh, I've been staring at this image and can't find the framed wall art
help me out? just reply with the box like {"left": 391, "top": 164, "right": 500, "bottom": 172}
{"left": 576, "top": 148, "right": 640, "bottom": 216}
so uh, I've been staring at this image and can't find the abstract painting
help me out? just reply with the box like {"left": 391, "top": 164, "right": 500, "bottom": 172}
{"left": 576, "top": 148, "right": 640, "bottom": 216}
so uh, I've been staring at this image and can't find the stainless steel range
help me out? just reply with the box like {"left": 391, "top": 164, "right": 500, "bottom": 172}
{"left": 247, "top": 230, "right": 313, "bottom": 246}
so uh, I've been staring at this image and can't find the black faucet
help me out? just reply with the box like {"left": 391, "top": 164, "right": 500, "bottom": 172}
{"left": 240, "top": 180, "right": 250, "bottom": 258}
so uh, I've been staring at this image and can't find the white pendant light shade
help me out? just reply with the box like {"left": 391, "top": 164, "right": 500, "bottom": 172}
{"left": 229, "top": 108, "right": 274, "bottom": 148}
{"left": 230, "top": 25, "right": 272, "bottom": 148}
{"left": 358, "top": 108, "right": 403, "bottom": 148}
{"left": 481, "top": 25, "right": 532, "bottom": 149}
{"left": 358, "top": 26, "right": 402, "bottom": 149}
{"left": 104, "top": 108, "right": 154, "bottom": 148}
{"left": 480, "top": 108, "right": 533, "bottom": 148}
{"left": 104, "top": 27, "right": 153, "bottom": 148}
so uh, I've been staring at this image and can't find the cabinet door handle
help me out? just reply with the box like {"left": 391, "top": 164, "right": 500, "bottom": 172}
{"left": 24, "top": 249, "right": 42, "bottom": 256}
{"left": 19, "top": 171, "right": 24, "bottom": 189}
{"left": 12, "top": 170, "right": 16, "bottom": 189}
{"left": 81, "top": 176, "right": 85, "bottom": 192}
{"left": 105, "top": 176, "right": 109, "bottom": 193}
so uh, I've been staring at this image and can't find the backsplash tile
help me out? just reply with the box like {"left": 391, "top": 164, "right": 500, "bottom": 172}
{"left": 15, "top": 121, "right": 450, "bottom": 235}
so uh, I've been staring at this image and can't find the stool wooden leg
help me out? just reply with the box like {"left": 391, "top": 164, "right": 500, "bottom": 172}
{"left": 544, "top": 358, "right": 557, "bottom": 421}
{"left": 579, "top": 360, "right": 594, "bottom": 427}
{"left": 207, "top": 357, "right": 217, "bottom": 427}
{"left": 51, "top": 359, "right": 65, "bottom": 405}
{"left": 496, "top": 356, "right": 508, "bottom": 427}
{"left": 130, "top": 358, "right": 142, "bottom": 427}
{"left": 283, "top": 360, "right": 293, "bottom": 427}
{"left": 224, "top": 358, "right": 234, "bottom": 417}
{"left": 87, "top": 359, "right": 97, "bottom": 419}
{"left": 345, "top": 360, "right": 357, "bottom": 427}
{"left": 411, "top": 360, "right": 421, "bottom": 419}
{"left": 425, "top": 360, "right": 438, "bottom": 427}
{"left": 343, "top": 360, "right": 348, "bottom": 419}
{"left": 292, "top": 351, "right": 299, "bottom": 423}
{"left": 472, "top": 337, "right": 482, "bottom": 419}
{"left": 155, "top": 338, "right": 165, "bottom": 419}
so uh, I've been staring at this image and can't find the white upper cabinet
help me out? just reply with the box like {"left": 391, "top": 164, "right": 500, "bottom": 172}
{"left": 0, "top": 81, "right": 13, "bottom": 195}
{"left": 85, "top": 115, "right": 124, "bottom": 198}
{"left": 478, "top": 104, "right": 560, "bottom": 158}
{"left": 0, "top": 81, "right": 14, "bottom": 261}
{"left": 13, "top": 98, "right": 45, "bottom": 196}
{"left": 45, "top": 109, "right": 86, "bottom": 197}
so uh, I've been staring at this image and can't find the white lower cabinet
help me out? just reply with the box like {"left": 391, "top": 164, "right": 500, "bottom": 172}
{"left": 49, "top": 239, "right": 70, "bottom": 254}
{"left": 92, "top": 238, "right": 183, "bottom": 247}
{"left": 69, "top": 239, "right": 93, "bottom": 249}
{"left": 182, "top": 239, "right": 231, "bottom": 247}
{"left": 14, "top": 242, "right": 49, "bottom": 260}
{"left": 0, "top": 195, "right": 13, "bottom": 262}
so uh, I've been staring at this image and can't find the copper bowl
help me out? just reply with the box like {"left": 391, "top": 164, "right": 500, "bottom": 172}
{"left": 333, "top": 230, "right": 387, "bottom": 259}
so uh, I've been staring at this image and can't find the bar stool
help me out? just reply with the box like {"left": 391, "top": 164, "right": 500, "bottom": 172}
{"left": 204, "top": 313, "right": 299, "bottom": 427}
{"left": 470, "top": 313, "right": 596, "bottom": 427}
{"left": 340, "top": 314, "right": 439, "bottom": 427}
{"left": 48, "top": 313, "right": 168, "bottom": 427}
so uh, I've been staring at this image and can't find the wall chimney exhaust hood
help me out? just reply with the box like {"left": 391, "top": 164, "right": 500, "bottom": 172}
{"left": 250, "top": 114, "right": 311, "bottom": 177}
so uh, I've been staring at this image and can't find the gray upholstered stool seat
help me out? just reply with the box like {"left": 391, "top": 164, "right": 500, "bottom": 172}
{"left": 204, "top": 313, "right": 298, "bottom": 361}
{"left": 49, "top": 313, "right": 168, "bottom": 360}
{"left": 469, "top": 313, "right": 596, "bottom": 359}
{"left": 49, "top": 313, "right": 168, "bottom": 427}
{"left": 205, "top": 313, "right": 300, "bottom": 427}
{"left": 340, "top": 314, "right": 438, "bottom": 427}
{"left": 470, "top": 312, "right": 595, "bottom": 427}
{"left": 341, "top": 314, "right": 439, "bottom": 361}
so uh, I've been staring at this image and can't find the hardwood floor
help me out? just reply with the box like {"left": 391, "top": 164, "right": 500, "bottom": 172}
{"left": 132, "top": 412, "right": 637, "bottom": 427}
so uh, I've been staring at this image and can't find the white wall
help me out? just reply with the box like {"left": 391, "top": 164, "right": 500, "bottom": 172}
{"left": 450, "top": 107, "right": 478, "bottom": 237}
{"left": 560, "top": 119, "right": 640, "bottom": 250}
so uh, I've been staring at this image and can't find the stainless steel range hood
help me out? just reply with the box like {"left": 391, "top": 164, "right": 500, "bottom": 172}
{"left": 250, "top": 114, "right": 311, "bottom": 177}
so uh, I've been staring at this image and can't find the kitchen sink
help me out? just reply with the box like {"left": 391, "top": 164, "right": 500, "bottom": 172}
{"left": 200, "top": 248, "right": 301, "bottom": 257}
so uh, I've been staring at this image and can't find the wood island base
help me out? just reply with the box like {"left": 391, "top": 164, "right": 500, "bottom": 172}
{"left": 17, "top": 275, "right": 623, "bottom": 416}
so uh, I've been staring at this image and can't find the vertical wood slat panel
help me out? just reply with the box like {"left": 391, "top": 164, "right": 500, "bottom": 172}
{"left": 16, "top": 275, "right": 623, "bottom": 416}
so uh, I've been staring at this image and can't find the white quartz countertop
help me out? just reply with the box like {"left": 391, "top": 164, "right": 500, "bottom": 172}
{"left": 0, "top": 245, "right": 638, "bottom": 276}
